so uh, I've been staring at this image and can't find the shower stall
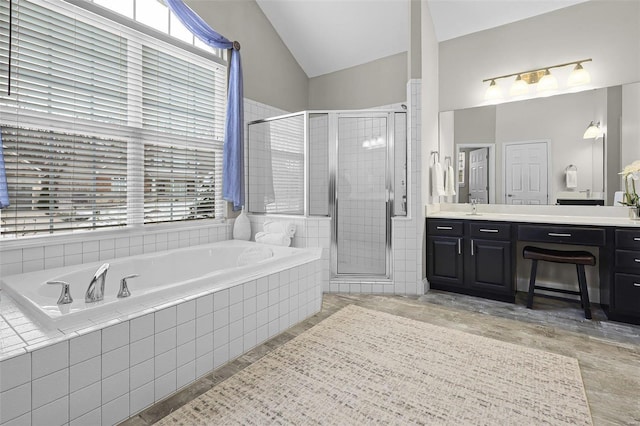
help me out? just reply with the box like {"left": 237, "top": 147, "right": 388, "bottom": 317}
{"left": 247, "top": 110, "right": 407, "bottom": 280}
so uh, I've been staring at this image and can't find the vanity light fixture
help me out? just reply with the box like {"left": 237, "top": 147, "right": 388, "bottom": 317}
{"left": 485, "top": 79, "right": 502, "bottom": 101}
{"left": 583, "top": 121, "right": 602, "bottom": 139}
{"left": 483, "top": 58, "right": 592, "bottom": 101}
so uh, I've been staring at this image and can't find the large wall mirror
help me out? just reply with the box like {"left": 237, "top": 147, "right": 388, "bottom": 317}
{"left": 439, "top": 83, "right": 639, "bottom": 206}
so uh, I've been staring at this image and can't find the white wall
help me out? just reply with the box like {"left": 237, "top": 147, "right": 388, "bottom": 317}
{"left": 621, "top": 82, "right": 640, "bottom": 167}
{"left": 439, "top": 0, "right": 640, "bottom": 112}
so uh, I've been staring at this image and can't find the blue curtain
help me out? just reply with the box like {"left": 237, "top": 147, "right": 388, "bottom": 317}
{"left": 165, "top": 0, "right": 244, "bottom": 210}
{"left": 0, "top": 128, "right": 9, "bottom": 209}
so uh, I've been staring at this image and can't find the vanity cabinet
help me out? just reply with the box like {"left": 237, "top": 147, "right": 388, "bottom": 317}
{"left": 427, "top": 219, "right": 515, "bottom": 302}
{"left": 608, "top": 228, "right": 640, "bottom": 322}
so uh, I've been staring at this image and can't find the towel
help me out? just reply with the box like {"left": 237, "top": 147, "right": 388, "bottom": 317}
{"left": 263, "top": 220, "right": 296, "bottom": 238}
{"left": 255, "top": 231, "right": 291, "bottom": 247}
{"left": 237, "top": 246, "right": 274, "bottom": 266}
{"left": 445, "top": 165, "right": 456, "bottom": 197}
{"left": 432, "top": 162, "right": 445, "bottom": 197}
{"left": 566, "top": 170, "right": 578, "bottom": 188}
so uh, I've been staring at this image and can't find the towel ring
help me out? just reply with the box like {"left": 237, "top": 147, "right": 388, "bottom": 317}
{"left": 431, "top": 151, "right": 440, "bottom": 165}
{"left": 565, "top": 164, "right": 577, "bottom": 172}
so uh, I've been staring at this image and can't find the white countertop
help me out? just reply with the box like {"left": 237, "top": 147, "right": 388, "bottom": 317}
{"left": 426, "top": 204, "right": 640, "bottom": 227}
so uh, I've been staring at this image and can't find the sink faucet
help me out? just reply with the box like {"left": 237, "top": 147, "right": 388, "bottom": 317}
{"left": 580, "top": 189, "right": 591, "bottom": 198}
{"left": 85, "top": 263, "right": 110, "bottom": 303}
{"left": 470, "top": 198, "right": 478, "bottom": 215}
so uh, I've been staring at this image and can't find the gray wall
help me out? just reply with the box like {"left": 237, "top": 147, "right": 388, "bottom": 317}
{"left": 186, "top": 0, "right": 309, "bottom": 112}
{"left": 439, "top": 0, "right": 640, "bottom": 112}
{"left": 308, "top": 52, "right": 408, "bottom": 110}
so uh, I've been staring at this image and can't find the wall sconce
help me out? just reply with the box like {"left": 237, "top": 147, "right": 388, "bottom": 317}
{"left": 484, "top": 58, "right": 592, "bottom": 101}
{"left": 583, "top": 121, "right": 602, "bottom": 139}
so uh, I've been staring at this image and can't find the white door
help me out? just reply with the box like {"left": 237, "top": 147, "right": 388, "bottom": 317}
{"left": 504, "top": 142, "right": 548, "bottom": 205}
{"left": 469, "top": 148, "right": 488, "bottom": 203}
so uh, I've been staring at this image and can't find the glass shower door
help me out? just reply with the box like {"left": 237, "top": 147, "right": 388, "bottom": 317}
{"left": 335, "top": 115, "right": 388, "bottom": 276}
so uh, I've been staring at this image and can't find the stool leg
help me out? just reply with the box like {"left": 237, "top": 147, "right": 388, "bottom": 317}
{"left": 526, "top": 260, "right": 538, "bottom": 309}
{"left": 576, "top": 264, "right": 592, "bottom": 320}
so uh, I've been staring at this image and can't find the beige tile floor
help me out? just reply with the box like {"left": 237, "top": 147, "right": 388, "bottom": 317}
{"left": 121, "top": 291, "right": 640, "bottom": 426}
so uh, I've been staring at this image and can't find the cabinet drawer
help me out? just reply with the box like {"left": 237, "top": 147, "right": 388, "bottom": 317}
{"left": 469, "top": 222, "right": 511, "bottom": 240}
{"left": 615, "top": 249, "right": 640, "bottom": 272}
{"left": 614, "top": 273, "right": 640, "bottom": 315}
{"left": 615, "top": 229, "right": 640, "bottom": 250}
{"left": 427, "top": 220, "right": 463, "bottom": 236}
{"left": 518, "top": 224, "right": 606, "bottom": 246}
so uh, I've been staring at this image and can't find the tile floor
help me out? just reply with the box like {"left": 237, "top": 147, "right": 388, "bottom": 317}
{"left": 120, "top": 291, "right": 640, "bottom": 426}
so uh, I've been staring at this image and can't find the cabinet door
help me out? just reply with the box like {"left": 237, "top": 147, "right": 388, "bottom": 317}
{"left": 427, "top": 236, "right": 464, "bottom": 288}
{"left": 466, "top": 239, "right": 513, "bottom": 294}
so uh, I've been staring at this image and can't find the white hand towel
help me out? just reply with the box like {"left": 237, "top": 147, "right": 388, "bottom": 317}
{"left": 566, "top": 170, "right": 578, "bottom": 188}
{"left": 263, "top": 220, "right": 296, "bottom": 237}
{"left": 432, "top": 162, "right": 445, "bottom": 197}
{"left": 445, "top": 165, "right": 456, "bottom": 196}
{"left": 255, "top": 231, "right": 291, "bottom": 247}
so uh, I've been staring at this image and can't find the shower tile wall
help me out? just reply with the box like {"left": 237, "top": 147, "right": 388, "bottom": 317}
{"left": 337, "top": 116, "right": 387, "bottom": 274}
{"left": 309, "top": 114, "right": 329, "bottom": 216}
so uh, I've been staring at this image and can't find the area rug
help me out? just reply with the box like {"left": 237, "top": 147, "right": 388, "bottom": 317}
{"left": 155, "top": 305, "right": 592, "bottom": 425}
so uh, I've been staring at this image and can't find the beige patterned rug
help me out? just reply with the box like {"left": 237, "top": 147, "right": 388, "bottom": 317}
{"left": 156, "top": 305, "right": 592, "bottom": 425}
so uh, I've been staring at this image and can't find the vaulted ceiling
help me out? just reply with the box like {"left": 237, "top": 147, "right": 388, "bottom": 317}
{"left": 255, "top": 0, "right": 589, "bottom": 78}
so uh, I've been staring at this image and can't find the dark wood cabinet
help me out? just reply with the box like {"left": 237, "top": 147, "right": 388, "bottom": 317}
{"left": 427, "top": 219, "right": 515, "bottom": 302}
{"left": 606, "top": 228, "right": 640, "bottom": 323}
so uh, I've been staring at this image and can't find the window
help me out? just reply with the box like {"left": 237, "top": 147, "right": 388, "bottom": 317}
{"left": 0, "top": 0, "right": 227, "bottom": 237}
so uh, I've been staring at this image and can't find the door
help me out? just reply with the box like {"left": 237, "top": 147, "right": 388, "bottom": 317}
{"left": 469, "top": 148, "right": 488, "bottom": 203}
{"left": 427, "top": 236, "right": 464, "bottom": 288}
{"left": 466, "top": 239, "right": 512, "bottom": 295}
{"left": 334, "top": 114, "right": 390, "bottom": 276}
{"left": 504, "top": 142, "right": 548, "bottom": 205}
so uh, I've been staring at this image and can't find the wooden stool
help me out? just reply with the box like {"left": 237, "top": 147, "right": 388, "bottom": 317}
{"left": 522, "top": 246, "right": 596, "bottom": 319}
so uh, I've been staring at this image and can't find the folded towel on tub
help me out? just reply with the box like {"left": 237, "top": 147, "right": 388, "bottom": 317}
{"left": 255, "top": 231, "right": 291, "bottom": 247}
{"left": 263, "top": 220, "right": 296, "bottom": 237}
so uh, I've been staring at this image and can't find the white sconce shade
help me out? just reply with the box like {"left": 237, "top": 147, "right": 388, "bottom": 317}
{"left": 537, "top": 69, "right": 558, "bottom": 94}
{"left": 509, "top": 75, "right": 529, "bottom": 96}
{"left": 583, "top": 121, "right": 602, "bottom": 139}
{"left": 568, "top": 63, "right": 591, "bottom": 86}
{"left": 485, "top": 79, "right": 502, "bottom": 101}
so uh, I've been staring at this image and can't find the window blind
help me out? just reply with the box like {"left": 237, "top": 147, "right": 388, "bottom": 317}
{"left": 144, "top": 143, "right": 220, "bottom": 223}
{"left": 1, "top": 126, "right": 128, "bottom": 235}
{"left": 0, "top": 0, "right": 227, "bottom": 237}
{"left": 0, "top": 0, "right": 129, "bottom": 125}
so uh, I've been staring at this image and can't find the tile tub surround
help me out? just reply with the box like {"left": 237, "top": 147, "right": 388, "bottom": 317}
{"left": 0, "top": 259, "right": 323, "bottom": 426}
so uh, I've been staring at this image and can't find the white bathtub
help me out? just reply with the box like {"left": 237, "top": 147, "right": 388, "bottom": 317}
{"left": 1, "top": 240, "right": 321, "bottom": 328}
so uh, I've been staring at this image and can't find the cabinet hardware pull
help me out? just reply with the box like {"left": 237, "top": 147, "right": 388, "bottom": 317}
{"left": 548, "top": 232, "right": 571, "bottom": 237}
{"left": 471, "top": 239, "right": 474, "bottom": 256}
{"left": 635, "top": 259, "right": 640, "bottom": 263}
{"left": 634, "top": 283, "right": 640, "bottom": 287}
{"left": 436, "top": 226, "right": 453, "bottom": 230}
{"left": 634, "top": 237, "right": 640, "bottom": 241}
{"left": 457, "top": 238, "right": 461, "bottom": 255}
{"left": 479, "top": 229, "right": 499, "bottom": 233}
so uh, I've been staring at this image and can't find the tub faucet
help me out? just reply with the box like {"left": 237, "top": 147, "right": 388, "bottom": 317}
{"left": 85, "top": 263, "right": 110, "bottom": 303}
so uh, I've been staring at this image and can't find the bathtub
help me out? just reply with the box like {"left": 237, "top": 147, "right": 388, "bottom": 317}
{"left": 1, "top": 240, "right": 321, "bottom": 328}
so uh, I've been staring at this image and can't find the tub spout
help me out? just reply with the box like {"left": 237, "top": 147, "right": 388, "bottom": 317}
{"left": 85, "top": 263, "right": 110, "bottom": 303}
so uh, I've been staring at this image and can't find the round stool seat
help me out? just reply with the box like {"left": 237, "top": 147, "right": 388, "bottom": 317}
{"left": 523, "top": 246, "right": 596, "bottom": 266}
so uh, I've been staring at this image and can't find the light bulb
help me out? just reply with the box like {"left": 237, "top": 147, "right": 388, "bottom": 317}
{"left": 509, "top": 75, "right": 529, "bottom": 96}
{"left": 537, "top": 69, "right": 558, "bottom": 95}
{"left": 583, "top": 121, "right": 601, "bottom": 139}
{"left": 568, "top": 63, "right": 591, "bottom": 87}
{"left": 485, "top": 80, "right": 502, "bottom": 101}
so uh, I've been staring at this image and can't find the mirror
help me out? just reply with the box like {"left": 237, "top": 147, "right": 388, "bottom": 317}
{"left": 440, "top": 85, "right": 627, "bottom": 206}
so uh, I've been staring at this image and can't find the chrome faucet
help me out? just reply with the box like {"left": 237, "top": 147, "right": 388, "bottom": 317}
{"left": 85, "top": 263, "right": 110, "bottom": 303}
{"left": 470, "top": 198, "right": 478, "bottom": 215}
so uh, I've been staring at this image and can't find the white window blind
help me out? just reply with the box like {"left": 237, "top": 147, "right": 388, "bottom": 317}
{"left": 0, "top": 0, "right": 129, "bottom": 125}
{"left": 1, "top": 126, "right": 128, "bottom": 235}
{"left": 0, "top": 0, "right": 227, "bottom": 237}
{"left": 144, "top": 143, "right": 219, "bottom": 223}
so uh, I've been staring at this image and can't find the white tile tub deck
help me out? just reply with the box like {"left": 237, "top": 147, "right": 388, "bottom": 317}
{"left": 0, "top": 259, "right": 323, "bottom": 426}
